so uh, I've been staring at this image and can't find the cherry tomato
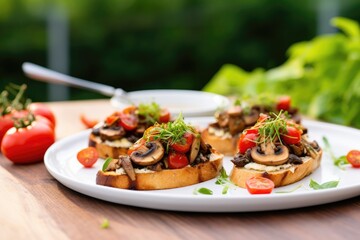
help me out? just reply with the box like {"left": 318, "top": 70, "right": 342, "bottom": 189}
{"left": 257, "top": 114, "right": 268, "bottom": 123}
{"left": 80, "top": 114, "right": 99, "bottom": 129}
{"left": 238, "top": 132, "right": 257, "bottom": 154}
{"left": 281, "top": 126, "right": 302, "bottom": 145}
{"left": 77, "top": 147, "right": 99, "bottom": 168}
{"left": 171, "top": 132, "right": 194, "bottom": 153}
{"left": 168, "top": 151, "right": 188, "bottom": 169}
{"left": 246, "top": 176, "right": 275, "bottom": 194}
{"left": 127, "top": 138, "right": 146, "bottom": 155}
{"left": 122, "top": 105, "right": 137, "bottom": 115}
{"left": 159, "top": 109, "right": 171, "bottom": 123}
{"left": 276, "top": 96, "right": 291, "bottom": 111}
{"left": 105, "top": 115, "right": 119, "bottom": 126}
{"left": 119, "top": 113, "right": 138, "bottom": 131}
{"left": 347, "top": 150, "right": 360, "bottom": 168}
{"left": 1, "top": 121, "right": 55, "bottom": 164}
{"left": 245, "top": 128, "right": 258, "bottom": 135}
{"left": 29, "top": 103, "right": 56, "bottom": 126}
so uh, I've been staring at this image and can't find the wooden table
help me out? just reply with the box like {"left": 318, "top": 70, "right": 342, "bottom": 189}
{"left": 1, "top": 99, "right": 360, "bottom": 240}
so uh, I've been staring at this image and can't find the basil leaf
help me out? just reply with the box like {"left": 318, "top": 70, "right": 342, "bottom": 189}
{"left": 102, "top": 157, "right": 113, "bottom": 172}
{"left": 309, "top": 179, "right": 339, "bottom": 190}
{"left": 196, "top": 188, "right": 213, "bottom": 195}
{"left": 322, "top": 136, "right": 348, "bottom": 170}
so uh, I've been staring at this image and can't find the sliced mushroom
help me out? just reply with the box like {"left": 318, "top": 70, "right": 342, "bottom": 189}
{"left": 100, "top": 126, "right": 125, "bottom": 141}
{"left": 228, "top": 117, "right": 245, "bottom": 135}
{"left": 189, "top": 136, "right": 201, "bottom": 164}
{"left": 130, "top": 140, "right": 164, "bottom": 166}
{"left": 243, "top": 109, "right": 259, "bottom": 125}
{"left": 120, "top": 156, "right": 136, "bottom": 181}
{"left": 251, "top": 143, "right": 289, "bottom": 166}
{"left": 217, "top": 111, "right": 229, "bottom": 128}
{"left": 104, "top": 158, "right": 120, "bottom": 171}
{"left": 227, "top": 106, "right": 242, "bottom": 117}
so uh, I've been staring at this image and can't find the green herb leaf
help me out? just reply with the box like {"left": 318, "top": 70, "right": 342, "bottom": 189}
{"left": 137, "top": 102, "right": 161, "bottom": 124}
{"left": 100, "top": 218, "right": 110, "bottom": 229}
{"left": 309, "top": 179, "right": 339, "bottom": 190}
{"left": 222, "top": 185, "right": 229, "bottom": 195}
{"left": 195, "top": 187, "right": 213, "bottom": 195}
{"left": 322, "top": 136, "right": 349, "bottom": 169}
{"left": 102, "top": 157, "right": 113, "bottom": 172}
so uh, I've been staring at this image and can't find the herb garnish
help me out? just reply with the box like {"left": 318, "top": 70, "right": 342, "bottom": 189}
{"left": 215, "top": 168, "right": 236, "bottom": 194}
{"left": 193, "top": 187, "right": 213, "bottom": 195}
{"left": 102, "top": 157, "right": 113, "bottom": 172}
{"left": 322, "top": 136, "right": 348, "bottom": 169}
{"left": 100, "top": 218, "right": 110, "bottom": 229}
{"left": 137, "top": 102, "right": 161, "bottom": 124}
{"left": 144, "top": 113, "right": 195, "bottom": 151}
{"left": 309, "top": 179, "right": 339, "bottom": 190}
{"left": 257, "top": 111, "right": 289, "bottom": 144}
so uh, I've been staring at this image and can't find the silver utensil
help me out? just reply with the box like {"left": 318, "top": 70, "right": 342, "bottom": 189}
{"left": 22, "top": 62, "right": 131, "bottom": 105}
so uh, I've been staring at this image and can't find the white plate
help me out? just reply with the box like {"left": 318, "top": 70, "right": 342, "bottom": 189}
{"left": 44, "top": 118, "right": 360, "bottom": 212}
{"left": 110, "top": 90, "right": 230, "bottom": 117}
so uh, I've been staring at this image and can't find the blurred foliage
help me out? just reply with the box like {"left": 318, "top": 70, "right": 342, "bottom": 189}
{"left": 204, "top": 17, "right": 360, "bottom": 128}
{"left": 0, "top": 0, "right": 360, "bottom": 105}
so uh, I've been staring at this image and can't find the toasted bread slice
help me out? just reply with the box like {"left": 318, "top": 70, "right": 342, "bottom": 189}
{"left": 230, "top": 150, "right": 322, "bottom": 188}
{"left": 201, "top": 128, "right": 239, "bottom": 156}
{"left": 96, "top": 151, "right": 223, "bottom": 190}
{"left": 89, "top": 133, "right": 130, "bottom": 159}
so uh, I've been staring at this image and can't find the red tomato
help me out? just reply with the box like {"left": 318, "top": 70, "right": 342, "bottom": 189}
{"left": 29, "top": 103, "right": 56, "bottom": 126}
{"left": 159, "top": 109, "right": 171, "bottom": 123}
{"left": 105, "top": 115, "right": 119, "bottom": 126}
{"left": 168, "top": 151, "right": 188, "bottom": 169}
{"left": 0, "top": 110, "right": 29, "bottom": 148}
{"left": 127, "top": 138, "right": 146, "bottom": 155}
{"left": 171, "top": 132, "right": 194, "bottom": 153}
{"left": 276, "top": 96, "right": 291, "bottom": 111}
{"left": 77, "top": 147, "right": 99, "bottom": 168}
{"left": 122, "top": 105, "right": 137, "bottom": 115}
{"left": 1, "top": 121, "right": 55, "bottom": 164}
{"left": 347, "top": 150, "right": 360, "bottom": 168}
{"left": 238, "top": 133, "right": 257, "bottom": 154}
{"left": 245, "top": 128, "right": 258, "bottom": 135}
{"left": 281, "top": 126, "right": 302, "bottom": 145}
{"left": 119, "top": 113, "right": 138, "bottom": 131}
{"left": 80, "top": 114, "right": 99, "bottom": 129}
{"left": 246, "top": 176, "right": 275, "bottom": 194}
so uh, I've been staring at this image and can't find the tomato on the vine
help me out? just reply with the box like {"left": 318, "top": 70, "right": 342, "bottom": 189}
{"left": 276, "top": 96, "right": 291, "bottom": 111}
{"left": 1, "top": 118, "right": 55, "bottom": 164}
{"left": 29, "top": 103, "right": 56, "bottom": 126}
{"left": 238, "top": 132, "right": 258, "bottom": 154}
{"left": 77, "top": 147, "right": 99, "bottom": 168}
{"left": 281, "top": 126, "right": 302, "bottom": 145}
{"left": 171, "top": 132, "right": 194, "bottom": 153}
{"left": 0, "top": 110, "right": 29, "bottom": 148}
{"left": 246, "top": 176, "right": 274, "bottom": 194}
{"left": 346, "top": 150, "right": 360, "bottom": 168}
{"left": 168, "top": 151, "right": 189, "bottom": 169}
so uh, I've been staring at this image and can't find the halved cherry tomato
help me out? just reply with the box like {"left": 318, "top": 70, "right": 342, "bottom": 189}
{"left": 168, "top": 151, "right": 188, "bottom": 169}
{"left": 77, "top": 147, "right": 99, "bottom": 168}
{"left": 238, "top": 132, "right": 257, "bottom": 154}
{"left": 159, "top": 109, "right": 170, "bottom": 123}
{"left": 246, "top": 176, "right": 274, "bottom": 194}
{"left": 29, "top": 103, "right": 56, "bottom": 126}
{"left": 119, "top": 113, "right": 138, "bottom": 131}
{"left": 127, "top": 138, "right": 146, "bottom": 155}
{"left": 171, "top": 132, "right": 194, "bottom": 153}
{"left": 1, "top": 120, "right": 55, "bottom": 164}
{"left": 281, "top": 126, "right": 302, "bottom": 145}
{"left": 80, "top": 114, "right": 99, "bottom": 129}
{"left": 245, "top": 128, "right": 259, "bottom": 135}
{"left": 105, "top": 115, "right": 119, "bottom": 126}
{"left": 257, "top": 113, "right": 268, "bottom": 123}
{"left": 347, "top": 150, "right": 360, "bottom": 168}
{"left": 276, "top": 96, "right": 291, "bottom": 111}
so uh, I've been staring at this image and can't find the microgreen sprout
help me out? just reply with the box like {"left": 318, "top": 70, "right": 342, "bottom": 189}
{"left": 137, "top": 102, "right": 161, "bottom": 124}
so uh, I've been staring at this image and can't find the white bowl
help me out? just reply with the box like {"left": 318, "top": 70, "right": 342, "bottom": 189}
{"left": 110, "top": 89, "right": 229, "bottom": 117}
